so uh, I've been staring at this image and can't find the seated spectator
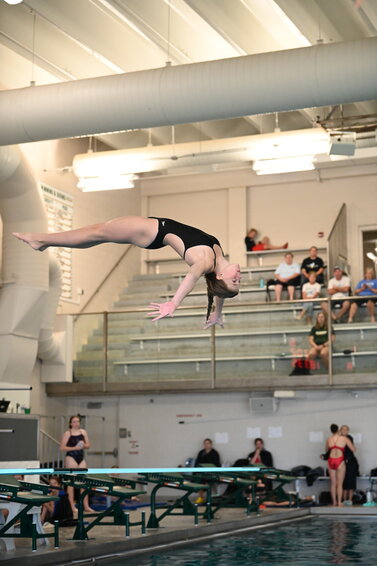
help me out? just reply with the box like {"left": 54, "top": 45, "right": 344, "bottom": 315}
{"left": 248, "top": 438, "right": 273, "bottom": 467}
{"left": 245, "top": 228, "right": 288, "bottom": 252}
{"left": 273, "top": 253, "right": 301, "bottom": 301}
{"left": 301, "top": 246, "right": 325, "bottom": 285}
{"left": 194, "top": 438, "right": 221, "bottom": 504}
{"left": 248, "top": 438, "right": 274, "bottom": 491}
{"left": 348, "top": 267, "right": 377, "bottom": 323}
{"left": 307, "top": 311, "right": 335, "bottom": 370}
{"left": 322, "top": 266, "right": 351, "bottom": 322}
{"left": 40, "top": 475, "right": 73, "bottom": 526}
{"left": 295, "top": 271, "right": 322, "bottom": 324}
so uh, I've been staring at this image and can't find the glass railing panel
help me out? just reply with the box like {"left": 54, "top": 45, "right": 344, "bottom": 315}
{"left": 69, "top": 295, "right": 377, "bottom": 390}
{"left": 331, "top": 296, "right": 377, "bottom": 382}
{"left": 214, "top": 294, "right": 329, "bottom": 388}
{"left": 106, "top": 307, "right": 213, "bottom": 389}
{"left": 72, "top": 313, "right": 105, "bottom": 384}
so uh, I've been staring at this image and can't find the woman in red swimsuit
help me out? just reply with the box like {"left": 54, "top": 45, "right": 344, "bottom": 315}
{"left": 325, "top": 424, "right": 356, "bottom": 506}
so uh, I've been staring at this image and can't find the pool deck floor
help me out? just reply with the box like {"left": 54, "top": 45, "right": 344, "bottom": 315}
{"left": 1, "top": 505, "right": 376, "bottom": 566}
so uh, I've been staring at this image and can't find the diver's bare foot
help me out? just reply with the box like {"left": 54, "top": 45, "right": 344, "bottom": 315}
{"left": 13, "top": 232, "right": 47, "bottom": 251}
{"left": 283, "top": 242, "right": 288, "bottom": 249}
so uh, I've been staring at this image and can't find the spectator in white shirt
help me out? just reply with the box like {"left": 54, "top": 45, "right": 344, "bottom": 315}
{"left": 274, "top": 253, "right": 301, "bottom": 301}
{"left": 295, "top": 271, "right": 321, "bottom": 324}
{"left": 322, "top": 266, "right": 351, "bottom": 322}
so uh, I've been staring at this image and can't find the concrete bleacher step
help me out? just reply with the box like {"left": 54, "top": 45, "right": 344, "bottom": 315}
{"left": 72, "top": 244, "right": 376, "bottom": 387}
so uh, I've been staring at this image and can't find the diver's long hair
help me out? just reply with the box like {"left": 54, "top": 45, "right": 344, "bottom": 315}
{"left": 205, "top": 272, "right": 238, "bottom": 321}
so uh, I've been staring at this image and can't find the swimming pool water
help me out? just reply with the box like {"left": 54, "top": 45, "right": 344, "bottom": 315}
{"left": 107, "top": 516, "right": 377, "bottom": 566}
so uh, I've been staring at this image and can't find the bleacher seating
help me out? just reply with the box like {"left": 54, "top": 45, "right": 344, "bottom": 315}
{"left": 72, "top": 250, "right": 377, "bottom": 389}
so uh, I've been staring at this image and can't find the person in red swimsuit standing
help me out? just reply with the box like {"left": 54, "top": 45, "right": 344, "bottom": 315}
{"left": 325, "top": 424, "right": 356, "bottom": 507}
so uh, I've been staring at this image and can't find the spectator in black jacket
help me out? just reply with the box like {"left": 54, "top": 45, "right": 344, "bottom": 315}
{"left": 301, "top": 246, "right": 325, "bottom": 285}
{"left": 195, "top": 438, "right": 221, "bottom": 467}
{"left": 194, "top": 438, "right": 221, "bottom": 504}
{"left": 340, "top": 425, "right": 359, "bottom": 504}
{"left": 248, "top": 438, "right": 274, "bottom": 492}
{"left": 248, "top": 438, "right": 273, "bottom": 467}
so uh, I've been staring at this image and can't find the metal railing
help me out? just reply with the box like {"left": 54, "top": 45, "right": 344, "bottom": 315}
{"left": 60, "top": 294, "right": 377, "bottom": 396}
{"left": 40, "top": 429, "right": 62, "bottom": 469}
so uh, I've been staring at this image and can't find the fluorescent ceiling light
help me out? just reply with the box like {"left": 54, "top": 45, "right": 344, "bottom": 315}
{"left": 77, "top": 174, "right": 136, "bottom": 192}
{"left": 253, "top": 155, "right": 315, "bottom": 175}
{"left": 250, "top": 129, "right": 329, "bottom": 161}
{"left": 3, "top": 0, "right": 23, "bottom": 4}
{"left": 72, "top": 129, "right": 329, "bottom": 188}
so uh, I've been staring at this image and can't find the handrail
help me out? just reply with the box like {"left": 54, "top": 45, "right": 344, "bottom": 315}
{"left": 64, "top": 296, "right": 330, "bottom": 317}
{"left": 40, "top": 429, "right": 60, "bottom": 446}
{"left": 246, "top": 246, "right": 327, "bottom": 256}
{"left": 78, "top": 243, "right": 133, "bottom": 315}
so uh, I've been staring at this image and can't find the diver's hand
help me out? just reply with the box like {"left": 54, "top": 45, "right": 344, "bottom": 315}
{"left": 204, "top": 312, "right": 224, "bottom": 329}
{"left": 147, "top": 300, "right": 177, "bottom": 321}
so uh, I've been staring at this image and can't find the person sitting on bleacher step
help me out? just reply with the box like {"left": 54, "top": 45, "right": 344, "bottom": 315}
{"left": 273, "top": 253, "right": 301, "bottom": 301}
{"left": 301, "top": 246, "right": 325, "bottom": 285}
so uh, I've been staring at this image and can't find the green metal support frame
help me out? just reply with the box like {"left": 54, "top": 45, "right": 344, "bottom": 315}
{"left": 0, "top": 475, "right": 59, "bottom": 551}
{"left": 138, "top": 472, "right": 212, "bottom": 528}
{"left": 60, "top": 473, "right": 146, "bottom": 541}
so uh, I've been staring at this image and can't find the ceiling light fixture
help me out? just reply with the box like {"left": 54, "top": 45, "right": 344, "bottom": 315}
{"left": 253, "top": 155, "right": 315, "bottom": 175}
{"left": 77, "top": 174, "right": 137, "bottom": 192}
{"left": 72, "top": 128, "right": 330, "bottom": 190}
{"left": 3, "top": 0, "right": 23, "bottom": 4}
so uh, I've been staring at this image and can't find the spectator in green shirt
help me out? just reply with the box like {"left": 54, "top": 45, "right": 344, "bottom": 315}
{"left": 307, "top": 311, "right": 335, "bottom": 370}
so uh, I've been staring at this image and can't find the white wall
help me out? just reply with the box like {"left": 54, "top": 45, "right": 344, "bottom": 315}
{"left": 140, "top": 160, "right": 377, "bottom": 282}
{"left": 113, "top": 390, "right": 376, "bottom": 476}
{"left": 5, "top": 145, "right": 377, "bottom": 467}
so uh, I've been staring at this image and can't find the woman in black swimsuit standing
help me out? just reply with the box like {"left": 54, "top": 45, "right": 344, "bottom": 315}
{"left": 60, "top": 415, "right": 94, "bottom": 514}
{"left": 14, "top": 216, "right": 241, "bottom": 327}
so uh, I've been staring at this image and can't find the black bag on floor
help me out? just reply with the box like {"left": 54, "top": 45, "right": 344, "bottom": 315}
{"left": 319, "top": 491, "right": 332, "bottom": 505}
{"left": 306, "top": 466, "right": 325, "bottom": 486}
{"left": 291, "top": 465, "right": 311, "bottom": 477}
{"left": 289, "top": 358, "right": 311, "bottom": 376}
{"left": 352, "top": 490, "right": 367, "bottom": 505}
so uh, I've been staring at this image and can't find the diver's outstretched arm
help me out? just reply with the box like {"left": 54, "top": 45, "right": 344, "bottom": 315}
{"left": 147, "top": 262, "right": 207, "bottom": 321}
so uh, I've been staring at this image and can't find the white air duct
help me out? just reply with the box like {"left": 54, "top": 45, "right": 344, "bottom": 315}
{"left": 0, "top": 38, "right": 376, "bottom": 146}
{"left": 0, "top": 146, "right": 62, "bottom": 384}
{"left": 37, "top": 256, "right": 62, "bottom": 361}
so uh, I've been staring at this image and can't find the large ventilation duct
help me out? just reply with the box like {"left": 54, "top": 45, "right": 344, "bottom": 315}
{"left": 0, "top": 38, "right": 376, "bottom": 146}
{"left": 0, "top": 146, "right": 62, "bottom": 384}
{"left": 37, "top": 256, "right": 62, "bottom": 361}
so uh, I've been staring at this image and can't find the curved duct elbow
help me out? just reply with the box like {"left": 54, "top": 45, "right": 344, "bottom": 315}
{"left": 38, "top": 256, "right": 63, "bottom": 362}
{"left": 0, "top": 146, "right": 50, "bottom": 383}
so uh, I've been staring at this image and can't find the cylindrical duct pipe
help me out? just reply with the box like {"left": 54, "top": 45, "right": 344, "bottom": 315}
{"left": 0, "top": 146, "right": 51, "bottom": 383}
{"left": 0, "top": 38, "right": 376, "bottom": 146}
{"left": 38, "top": 256, "right": 63, "bottom": 361}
